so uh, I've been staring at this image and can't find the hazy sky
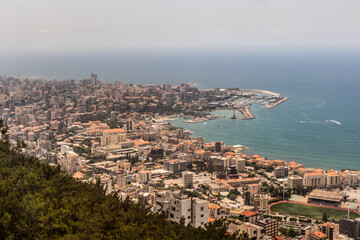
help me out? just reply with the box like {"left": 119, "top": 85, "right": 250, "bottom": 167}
{"left": 1, "top": 0, "right": 360, "bottom": 54}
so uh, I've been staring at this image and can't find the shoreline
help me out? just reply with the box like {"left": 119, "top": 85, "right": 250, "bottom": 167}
{"left": 166, "top": 111, "right": 358, "bottom": 172}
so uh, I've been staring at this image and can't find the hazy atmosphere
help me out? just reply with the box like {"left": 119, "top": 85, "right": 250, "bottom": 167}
{"left": 1, "top": 0, "right": 360, "bottom": 54}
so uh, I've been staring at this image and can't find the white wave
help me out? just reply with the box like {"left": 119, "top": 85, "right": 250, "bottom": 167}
{"left": 325, "top": 119, "right": 341, "bottom": 125}
{"left": 299, "top": 120, "right": 342, "bottom": 125}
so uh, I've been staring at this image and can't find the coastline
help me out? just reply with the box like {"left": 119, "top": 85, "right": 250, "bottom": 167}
{"left": 167, "top": 116, "right": 359, "bottom": 172}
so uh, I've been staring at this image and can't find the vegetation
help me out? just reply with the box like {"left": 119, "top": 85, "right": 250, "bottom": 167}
{"left": 270, "top": 202, "right": 360, "bottom": 222}
{"left": 279, "top": 227, "right": 299, "bottom": 237}
{"left": 0, "top": 120, "right": 242, "bottom": 239}
{"left": 228, "top": 189, "right": 241, "bottom": 201}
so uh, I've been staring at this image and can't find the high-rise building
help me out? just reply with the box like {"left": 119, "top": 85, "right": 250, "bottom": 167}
{"left": 339, "top": 218, "right": 360, "bottom": 239}
{"left": 116, "top": 173, "right": 127, "bottom": 189}
{"left": 126, "top": 120, "right": 133, "bottom": 131}
{"left": 91, "top": 73, "right": 98, "bottom": 85}
{"left": 164, "top": 82, "right": 172, "bottom": 91}
{"left": 255, "top": 218, "right": 279, "bottom": 237}
{"left": 110, "top": 111, "right": 117, "bottom": 122}
{"left": 138, "top": 170, "right": 151, "bottom": 184}
{"left": 253, "top": 194, "right": 268, "bottom": 212}
{"left": 182, "top": 171, "right": 194, "bottom": 188}
{"left": 347, "top": 172, "right": 359, "bottom": 186}
{"left": 2, "top": 113, "right": 9, "bottom": 127}
{"left": 215, "top": 141, "right": 221, "bottom": 152}
{"left": 244, "top": 190, "right": 252, "bottom": 205}
{"left": 321, "top": 222, "right": 337, "bottom": 240}
{"left": 235, "top": 158, "right": 246, "bottom": 173}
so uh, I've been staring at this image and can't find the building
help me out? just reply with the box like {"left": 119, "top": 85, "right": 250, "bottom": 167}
{"left": 253, "top": 194, "right": 268, "bottom": 212}
{"left": 308, "top": 231, "right": 327, "bottom": 240}
{"left": 255, "top": 218, "right": 279, "bottom": 237}
{"left": 163, "top": 160, "right": 187, "bottom": 173}
{"left": 116, "top": 173, "right": 127, "bottom": 189}
{"left": 117, "top": 160, "right": 131, "bottom": 171}
{"left": 288, "top": 176, "right": 303, "bottom": 189}
{"left": 218, "top": 177, "right": 259, "bottom": 188}
{"left": 325, "top": 171, "right": 341, "bottom": 188}
{"left": 307, "top": 189, "right": 345, "bottom": 206}
{"left": 273, "top": 166, "right": 288, "bottom": 179}
{"left": 239, "top": 210, "right": 262, "bottom": 224}
{"left": 215, "top": 141, "right": 221, "bottom": 152}
{"left": 304, "top": 172, "right": 326, "bottom": 188}
{"left": 347, "top": 172, "right": 359, "bottom": 186}
{"left": 321, "top": 222, "right": 337, "bottom": 240}
{"left": 226, "top": 165, "right": 239, "bottom": 179}
{"left": 100, "top": 128, "right": 126, "bottom": 146}
{"left": 235, "top": 158, "right": 246, "bottom": 173}
{"left": 208, "top": 203, "right": 220, "bottom": 219}
{"left": 237, "top": 222, "right": 263, "bottom": 240}
{"left": 339, "top": 218, "right": 360, "bottom": 239}
{"left": 138, "top": 170, "right": 151, "bottom": 184}
{"left": 126, "top": 120, "right": 133, "bottom": 131}
{"left": 182, "top": 171, "right": 194, "bottom": 188}
{"left": 244, "top": 190, "right": 251, "bottom": 205}
{"left": 91, "top": 73, "right": 98, "bottom": 85}
{"left": 155, "top": 191, "right": 209, "bottom": 228}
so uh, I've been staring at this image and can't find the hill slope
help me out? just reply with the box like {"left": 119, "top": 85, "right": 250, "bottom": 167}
{"left": 0, "top": 122, "right": 243, "bottom": 239}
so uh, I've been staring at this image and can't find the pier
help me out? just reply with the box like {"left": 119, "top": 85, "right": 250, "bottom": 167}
{"left": 265, "top": 97, "right": 289, "bottom": 109}
{"left": 239, "top": 107, "right": 255, "bottom": 120}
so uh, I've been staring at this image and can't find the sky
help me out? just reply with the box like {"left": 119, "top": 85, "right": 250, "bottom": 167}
{"left": 1, "top": 0, "right": 360, "bottom": 54}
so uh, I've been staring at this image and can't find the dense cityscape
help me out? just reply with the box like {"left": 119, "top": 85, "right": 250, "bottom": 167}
{"left": 0, "top": 74, "right": 359, "bottom": 239}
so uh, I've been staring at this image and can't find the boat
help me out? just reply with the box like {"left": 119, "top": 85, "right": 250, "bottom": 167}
{"left": 231, "top": 109, "right": 237, "bottom": 119}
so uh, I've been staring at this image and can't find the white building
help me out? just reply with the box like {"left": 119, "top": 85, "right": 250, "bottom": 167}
{"left": 235, "top": 158, "right": 246, "bottom": 173}
{"left": 154, "top": 191, "right": 209, "bottom": 228}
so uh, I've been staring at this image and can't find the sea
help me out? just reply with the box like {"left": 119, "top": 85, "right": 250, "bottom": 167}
{"left": 1, "top": 49, "right": 360, "bottom": 170}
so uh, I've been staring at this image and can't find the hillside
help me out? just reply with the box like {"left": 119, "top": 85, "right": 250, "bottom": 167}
{"left": 0, "top": 121, "right": 243, "bottom": 240}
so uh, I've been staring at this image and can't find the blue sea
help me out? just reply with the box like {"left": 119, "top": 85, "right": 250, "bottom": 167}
{"left": 1, "top": 49, "right": 360, "bottom": 170}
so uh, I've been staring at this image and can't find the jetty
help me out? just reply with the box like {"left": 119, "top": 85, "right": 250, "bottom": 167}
{"left": 265, "top": 97, "right": 289, "bottom": 109}
{"left": 239, "top": 107, "right": 255, "bottom": 120}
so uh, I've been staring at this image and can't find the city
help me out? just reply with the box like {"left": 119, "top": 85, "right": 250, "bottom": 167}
{"left": 1, "top": 74, "right": 359, "bottom": 239}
